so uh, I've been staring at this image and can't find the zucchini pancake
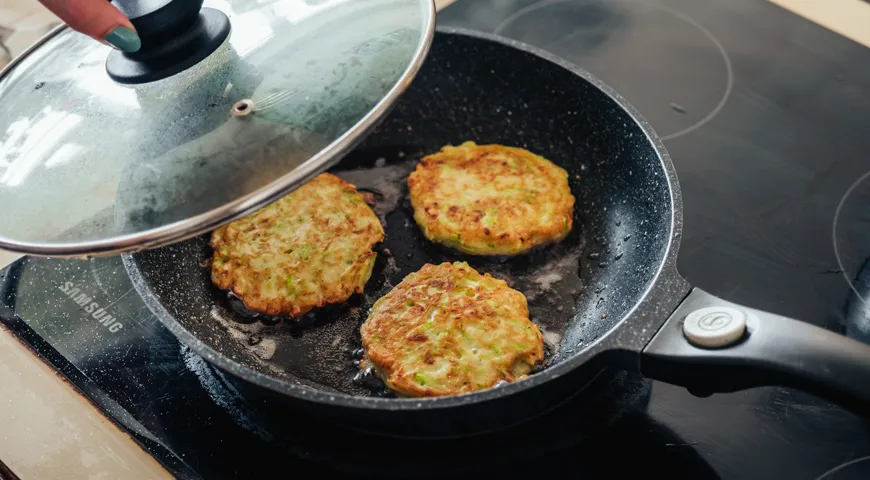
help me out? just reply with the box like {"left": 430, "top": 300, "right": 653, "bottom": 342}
{"left": 210, "top": 173, "right": 384, "bottom": 317}
{"left": 407, "top": 141, "right": 575, "bottom": 256}
{"left": 360, "top": 261, "right": 545, "bottom": 397}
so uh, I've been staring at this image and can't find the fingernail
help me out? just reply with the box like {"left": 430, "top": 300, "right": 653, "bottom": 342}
{"left": 103, "top": 26, "right": 141, "bottom": 53}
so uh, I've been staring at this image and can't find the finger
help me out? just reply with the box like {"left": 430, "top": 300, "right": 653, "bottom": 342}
{"left": 38, "top": 0, "right": 141, "bottom": 52}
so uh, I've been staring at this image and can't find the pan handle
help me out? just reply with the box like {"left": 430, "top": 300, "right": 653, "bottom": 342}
{"left": 641, "top": 287, "right": 870, "bottom": 414}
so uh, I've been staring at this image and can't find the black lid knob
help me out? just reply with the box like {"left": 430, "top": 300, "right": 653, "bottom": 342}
{"left": 106, "top": 0, "right": 231, "bottom": 84}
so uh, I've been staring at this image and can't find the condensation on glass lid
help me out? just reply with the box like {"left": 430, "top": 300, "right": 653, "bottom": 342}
{"left": 0, "top": 0, "right": 434, "bottom": 257}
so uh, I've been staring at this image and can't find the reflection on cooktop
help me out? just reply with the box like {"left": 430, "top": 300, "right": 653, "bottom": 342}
{"left": 184, "top": 358, "right": 718, "bottom": 478}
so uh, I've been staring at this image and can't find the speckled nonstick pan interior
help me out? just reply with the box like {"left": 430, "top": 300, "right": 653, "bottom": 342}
{"left": 123, "top": 28, "right": 870, "bottom": 435}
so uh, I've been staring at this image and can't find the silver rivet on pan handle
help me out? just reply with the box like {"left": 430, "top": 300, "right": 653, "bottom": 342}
{"left": 682, "top": 306, "right": 747, "bottom": 348}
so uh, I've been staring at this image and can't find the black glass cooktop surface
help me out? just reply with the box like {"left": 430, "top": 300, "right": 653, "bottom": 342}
{"left": 3, "top": 0, "right": 870, "bottom": 478}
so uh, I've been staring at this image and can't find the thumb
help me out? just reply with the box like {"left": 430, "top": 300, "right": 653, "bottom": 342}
{"left": 38, "top": 0, "right": 141, "bottom": 52}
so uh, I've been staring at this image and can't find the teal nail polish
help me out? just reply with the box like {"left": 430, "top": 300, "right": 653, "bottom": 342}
{"left": 104, "top": 26, "right": 141, "bottom": 53}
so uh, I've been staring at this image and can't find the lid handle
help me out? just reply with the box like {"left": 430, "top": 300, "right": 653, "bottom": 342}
{"left": 105, "top": 0, "right": 231, "bottom": 84}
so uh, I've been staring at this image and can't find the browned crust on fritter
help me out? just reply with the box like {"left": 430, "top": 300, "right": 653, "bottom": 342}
{"left": 210, "top": 173, "right": 384, "bottom": 317}
{"left": 360, "top": 261, "right": 545, "bottom": 397}
{"left": 407, "top": 141, "right": 575, "bottom": 256}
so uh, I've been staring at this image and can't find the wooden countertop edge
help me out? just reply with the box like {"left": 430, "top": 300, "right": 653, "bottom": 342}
{"left": 0, "top": 322, "right": 174, "bottom": 479}
{"left": 768, "top": 0, "right": 870, "bottom": 48}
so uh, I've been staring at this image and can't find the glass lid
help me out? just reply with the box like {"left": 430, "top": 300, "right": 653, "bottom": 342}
{"left": 0, "top": 0, "right": 434, "bottom": 257}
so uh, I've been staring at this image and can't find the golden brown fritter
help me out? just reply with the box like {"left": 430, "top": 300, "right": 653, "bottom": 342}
{"left": 360, "top": 261, "right": 544, "bottom": 397}
{"left": 407, "top": 141, "right": 575, "bottom": 256}
{"left": 210, "top": 173, "right": 384, "bottom": 317}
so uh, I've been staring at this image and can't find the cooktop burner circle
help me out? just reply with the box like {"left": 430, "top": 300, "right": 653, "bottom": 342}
{"left": 815, "top": 455, "right": 870, "bottom": 480}
{"left": 494, "top": 0, "right": 733, "bottom": 141}
{"left": 833, "top": 171, "right": 870, "bottom": 307}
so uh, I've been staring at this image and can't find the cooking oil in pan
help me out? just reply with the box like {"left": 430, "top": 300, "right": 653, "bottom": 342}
{"left": 194, "top": 148, "right": 590, "bottom": 397}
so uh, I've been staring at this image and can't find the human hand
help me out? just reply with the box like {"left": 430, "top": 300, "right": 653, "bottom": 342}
{"left": 38, "top": 0, "right": 141, "bottom": 52}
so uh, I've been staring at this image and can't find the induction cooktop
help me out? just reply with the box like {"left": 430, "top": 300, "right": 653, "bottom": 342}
{"left": 2, "top": 0, "right": 870, "bottom": 478}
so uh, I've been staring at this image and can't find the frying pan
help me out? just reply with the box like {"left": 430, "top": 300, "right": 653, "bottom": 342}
{"left": 123, "top": 28, "right": 870, "bottom": 437}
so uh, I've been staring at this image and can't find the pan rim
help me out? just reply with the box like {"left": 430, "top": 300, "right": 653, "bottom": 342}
{"left": 122, "top": 26, "right": 683, "bottom": 411}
